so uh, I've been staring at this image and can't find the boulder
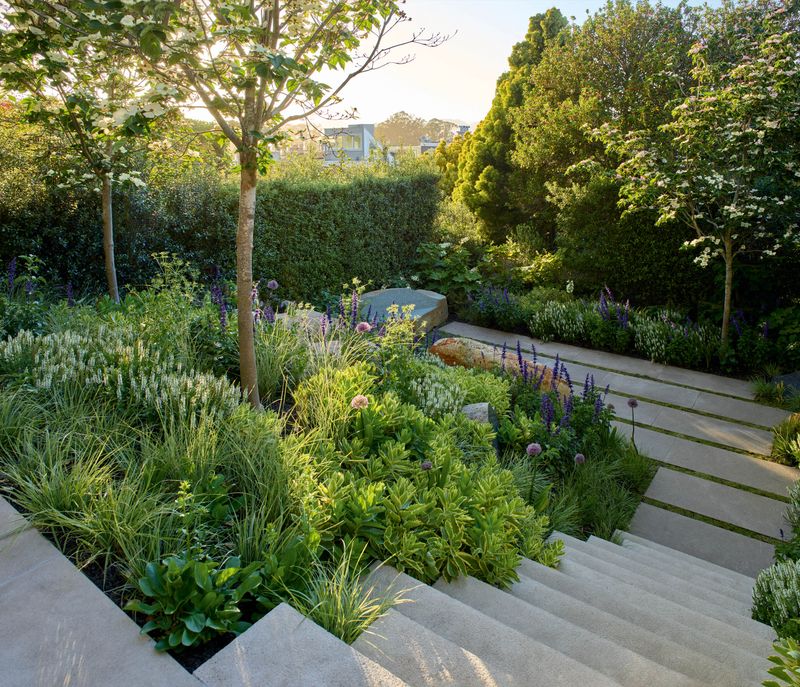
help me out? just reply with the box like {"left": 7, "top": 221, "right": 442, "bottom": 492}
{"left": 429, "top": 336, "right": 572, "bottom": 398}
{"left": 361, "top": 288, "right": 448, "bottom": 333}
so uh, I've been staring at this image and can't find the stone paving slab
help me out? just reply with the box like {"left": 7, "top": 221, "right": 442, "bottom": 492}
{"left": 645, "top": 467, "right": 789, "bottom": 539}
{"left": 0, "top": 526, "right": 62, "bottom": 588}
{"left": 0, "top": 497, "right": 31, "bottom": 539}
{"left": 615, "top": 422, "right": 798, "bottom": 497}
{"left": 196, "top": 603, "right": 407, "bottom": 687}
{"left": 607, "top": 392, "right": 774, "bottom": 454}
{"left": 0, "top": 508, "right": 199, "bottom": 687}
{"left": 443, "top": 321, "right": 756, "bottom": 399}
{"left": 630, "top": 503, "right": 775, "bottom": 577}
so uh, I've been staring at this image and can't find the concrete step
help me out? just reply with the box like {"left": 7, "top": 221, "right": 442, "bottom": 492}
{"left": 615, "top": 529, "right": 757, "bottom": 589}
{"left": 354, "top": 608, "right": 519, "bottom": 686}
{"left": 442, "top": 321, "right": 756, "bottom": 399}
{"left": 506, "top": 568, "right": 748, "bottom": 686}
{"left": 0, "top": 498, "right": 200, "bottom": 687}
{"left": 629, "top": 502, "right": 775, "bottom": 576}
{"left": 194, "top": 603, "right": 408, "bottom": 687}
{"left": 366, "top": 565, "right": 621, "bottom": 687}
{"left": 516, "top": 557, "right": 771, "bottom": 685}
{"left": 585, "top": 534, "right": 752, "bottom": 612}
{"left": 544, "top": 550, "right": 774, "bottom": 655}
{"left": 613, "top": 423, "right": 798, "bottom": 497}
{"left": 552, "top": 534, "right": 774, "bottom": 642}
{"left": 644, "top": 468, "right": 789, "bottom": 540}
{"left": 606, "top": 393, "right": 774, "bottom": 454}
{"left": 436, "top": 575, "right": 704, "bottom": 687}
{"left": 612, "top": 535, "right": 754, "bottom": 602}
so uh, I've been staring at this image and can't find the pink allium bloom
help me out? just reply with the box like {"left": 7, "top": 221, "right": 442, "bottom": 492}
{"left": 574, "top": 453, "right": 586, "bottom": 464}
{"left": 350, "top": 395, "right": 369, "bottom": 410}
{"left": 526, "top": 442, "right": 542, "bottom": 456}
{"left": 266, "top": 279, "right": 279, "bottom": 290}
{"left": 355, "top": 321, "right": 372, "bottom": 333}
{"left": 627, "top": 398, "right": 639, "bottom": 409}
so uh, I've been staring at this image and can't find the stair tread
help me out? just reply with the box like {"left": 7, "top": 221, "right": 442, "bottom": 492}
{"left": 367, "top": 565, "right": 621, "bottom": 687}
{"left": 584, "top": 535, "right": 752, "bottom": 611}
{"left": 194, "top": 603, "right": 408, "bottom": 687}
{"left": 552, "top": 533, "right": 772, "bottom": 640}
{"left": 436, "top": 575, "right": 705, "bottom": 687}
{"left": 505, "top": 571, "right": 746, "bottom": 685}
{"left": 616, "top": 538, "right": 754, "bottom": 602}
{"left": 616, "top": 529, "right": 758, "bottom": 586}
{"left": 515, "top": 557, "right": 771, "bottom": 684}
{"left": 354, "top": 609, "right": 519, "bottom": 686}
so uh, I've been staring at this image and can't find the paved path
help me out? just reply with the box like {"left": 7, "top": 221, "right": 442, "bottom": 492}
{"left": 442, "top": 321, "right": 798, "bottom": 576}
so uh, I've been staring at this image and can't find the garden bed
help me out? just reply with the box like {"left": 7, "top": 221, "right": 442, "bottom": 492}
{"left": 0, "top": 263, "right": 651, "bottom": 661}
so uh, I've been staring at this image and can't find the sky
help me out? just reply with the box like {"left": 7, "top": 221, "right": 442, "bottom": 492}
{"left": 331, "top": 0, "right": 707, "bottom": 126}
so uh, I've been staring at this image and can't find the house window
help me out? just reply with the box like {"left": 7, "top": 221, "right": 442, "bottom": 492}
{"left": 336, "top": 134, "right": 362, "bottom": 150}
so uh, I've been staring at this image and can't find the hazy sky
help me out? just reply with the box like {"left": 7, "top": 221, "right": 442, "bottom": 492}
{"left": 332, "top": 0, "right": 708, "bottom": 125}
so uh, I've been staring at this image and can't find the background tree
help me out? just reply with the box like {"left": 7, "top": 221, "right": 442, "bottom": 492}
{"left": 451, "top": 7, "right": 568, "bottom": 242}
{"left": 511, "top": 0, "right": 693, "bottom": 250}
{"left": 600, "top": 5, "right": 800, "bottom": 342}
{"left": 0, "top": 4, "right": 171, "bottom": 302}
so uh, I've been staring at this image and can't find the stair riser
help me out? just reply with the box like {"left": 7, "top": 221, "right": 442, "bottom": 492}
{"left": 557, "top": 539, "right": 773, "bottom": 642}
{"left": 616, "top": 530, "right": 758, "bottom": 587}
{"left": 437, "top": 576, "right": 705, "bottom": 687}
{"left": 517, "top": 559, "right": 771, "bottom": 683}
{"left": 507, "top": 575, "right": 744, "bottom": 686}
{"left": 585, "top": 536, "right": 752, "bottom": 613}
{"left": 367, "top": 566, "right": 619, "bottom": 687}
{"left": 618, "top": 540, "right": 754, "bottom": 603}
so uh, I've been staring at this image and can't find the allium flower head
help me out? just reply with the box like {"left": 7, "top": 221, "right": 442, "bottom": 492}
{"left": 266, "top": 279, "right": 279, "bottom": 291}
{"left": 574, "top": 453, "right": 586, "bottom": 464}
{"left": 627, "top": 398, "right": 639, "bottom": 409}
{"left": 350, "top": 394, "right": 369, "bottom": 410}
{"left": 420, "top": 460, "right": 433, "bottom": 471}
{"left": 526, "top": 442, "right": 542, "bottom": 456}
{"left": 355, "top": 321, "right": 372, "bottom": 333}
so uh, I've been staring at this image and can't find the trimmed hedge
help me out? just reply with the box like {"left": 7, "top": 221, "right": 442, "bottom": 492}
{"left": 0, "top": 171, "right": 439, "bottom": 301}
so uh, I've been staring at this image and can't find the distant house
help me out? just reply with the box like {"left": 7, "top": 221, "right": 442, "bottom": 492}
{"left": 323, "top": 124, "right": 387, "bottom": 163}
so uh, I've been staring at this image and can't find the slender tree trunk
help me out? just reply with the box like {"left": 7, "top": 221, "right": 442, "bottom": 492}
{"left": 101, "top": 173, "right": 120, "bottom": 303}
{"left": 237, "top": 148, "right": 261, "bottom": 409}
{"left": 721, "top": 237, "right": 734, "bottom": 345}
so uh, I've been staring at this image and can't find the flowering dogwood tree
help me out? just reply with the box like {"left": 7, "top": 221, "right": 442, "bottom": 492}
{"left": 599, "top": 9, "right": 800, "bottom": 343}
{"left": 0, "top": 4, "right": 173, "bottom": 302}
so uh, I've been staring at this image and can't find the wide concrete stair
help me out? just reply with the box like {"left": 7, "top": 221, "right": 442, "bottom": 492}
{"left": 195, "top": 532, "right": 775, "bottom": 687}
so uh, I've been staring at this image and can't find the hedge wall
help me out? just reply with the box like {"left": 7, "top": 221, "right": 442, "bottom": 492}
{"left": 0, "top": 171, "right": 440, "bottom": 301}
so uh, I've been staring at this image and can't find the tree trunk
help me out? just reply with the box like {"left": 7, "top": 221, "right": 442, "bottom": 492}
{"left": 101, "top": 173, "right": 120, "bottom": 303}
{"left": 721, "top": 237, "right": 734, "bottom": 345}
{"left": 237, "top": 148, "right": 261, "bottom": 409}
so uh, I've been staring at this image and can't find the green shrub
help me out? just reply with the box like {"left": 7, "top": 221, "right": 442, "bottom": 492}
{"left": 765, "top": 637, "right": 800, "bottom": 687}
{"left": 772, "top": 415, "right": 800, "bottom": 467}
{"left": 125, "top": 554, "right": 262, "bottom": 651}
{"left": 754, "top": 559, "right": 800, "bottom": 639}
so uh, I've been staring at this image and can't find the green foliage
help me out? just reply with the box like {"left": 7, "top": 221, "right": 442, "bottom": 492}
{"left": 771, "top": 415, "right": 800, "bottom": 467}
{"left": 125, "top": 554, "right": 262, "bottom": 651}
{"left": 453, "top": 8, "right": 568, "bottom": 241}
{"left": 764, "top": 638, "right": 800, "bottom": 687}
{"left": 753, "top": 559, "right": 800, "bottom": 640}
{"left": 284, "top": 544, "right": 401, "bottom": 645}
{"left": 254, "top": 318, "right": 309, "bottom": 405}
{"left": 548, "top": 176, "right": 709, "bottom": 305}
{"left": 411, "top": 241, "right": 482, "bottom": 308}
